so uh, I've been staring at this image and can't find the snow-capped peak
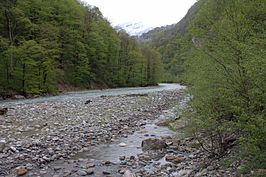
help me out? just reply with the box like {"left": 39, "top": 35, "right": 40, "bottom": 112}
{"left": 116, "top": 21, "right": 154, "bottom": 36}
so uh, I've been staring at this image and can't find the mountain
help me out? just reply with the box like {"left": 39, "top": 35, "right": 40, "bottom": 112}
{"left": 139, "top": 2, "right": 199, "bottom": 43}
{"left": 116, "top": 21, "right": 154, "bottom": 36}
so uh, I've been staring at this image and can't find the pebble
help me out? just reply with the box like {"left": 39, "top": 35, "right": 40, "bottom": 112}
{"left": 119, "top": 142, "right": 127, "bottom": 147}
{"left": 102, "top": 170, "right": 111, "bottom": 174}
{"left": 16, "top": 166, "right": 27, "bottom": 176}
{"left": 77, "top": 170, "right": 87, "bottom": 176}
{"left": 0, "top": 89, "right": 238, "bottom": 177}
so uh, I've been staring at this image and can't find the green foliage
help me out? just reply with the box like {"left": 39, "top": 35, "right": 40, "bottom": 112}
{"left": 0, "top": 0, "right": 164, "bottom": 96}
{"left": 181, "top": 0, "right": 265, "bottom": 174}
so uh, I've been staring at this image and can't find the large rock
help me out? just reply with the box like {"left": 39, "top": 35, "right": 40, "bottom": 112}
{"left": 141, "top": 138, "right": 167, "bottom": 151}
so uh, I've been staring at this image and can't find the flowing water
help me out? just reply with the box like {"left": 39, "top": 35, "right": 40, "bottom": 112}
{"left": 0, "top": 83, "right": 185, "bottom": 105}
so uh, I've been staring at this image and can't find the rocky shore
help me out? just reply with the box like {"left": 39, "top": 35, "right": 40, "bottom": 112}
{"left": 0, "top": 89, "right": 239, "bottom": 177}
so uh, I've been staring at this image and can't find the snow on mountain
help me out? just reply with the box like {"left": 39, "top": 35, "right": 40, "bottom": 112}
{"left": 116, "top": 21, "right": 154, "bottom": 36}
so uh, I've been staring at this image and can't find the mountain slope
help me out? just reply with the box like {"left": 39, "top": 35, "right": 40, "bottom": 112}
{"left": 139, "top": 2, "right": 199, "bottom": 43}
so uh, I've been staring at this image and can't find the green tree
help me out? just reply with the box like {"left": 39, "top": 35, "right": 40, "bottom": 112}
{"left": 184, "top": 0, "right": 265, "bottom": 172}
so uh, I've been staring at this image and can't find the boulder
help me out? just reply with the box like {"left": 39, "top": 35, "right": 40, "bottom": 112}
{"left": 141, "top": 138, "right": 167, "bottom": 151}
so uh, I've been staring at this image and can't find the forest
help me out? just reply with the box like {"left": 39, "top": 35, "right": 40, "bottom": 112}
{"left": 0, "top": 0, "right": 163, "bottom": 98}
{"left": 143, "top": 0, "right": 265, "bottom": 175}
{"left": 0, "top": 0, "right": 265, "bottom": 175}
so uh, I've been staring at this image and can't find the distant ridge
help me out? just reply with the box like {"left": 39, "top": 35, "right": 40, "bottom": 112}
{"left": 138, "top": 2, "right": 199, "bottom": 42}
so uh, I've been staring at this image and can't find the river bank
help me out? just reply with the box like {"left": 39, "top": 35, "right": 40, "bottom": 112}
{"left": 0, "top": 86, "right": 239, "bottom": 177}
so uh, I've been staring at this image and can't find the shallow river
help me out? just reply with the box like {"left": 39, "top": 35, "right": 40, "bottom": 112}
{"left": 0, "top": 83, "right": 185, "bottom": 105}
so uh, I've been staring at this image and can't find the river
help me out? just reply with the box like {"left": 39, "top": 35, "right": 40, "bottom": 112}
{"left": 0, "top": 83, "right": 189, "bottom": 176}
{"left": 0, "top": 83, "right": 185, "bottom": 106}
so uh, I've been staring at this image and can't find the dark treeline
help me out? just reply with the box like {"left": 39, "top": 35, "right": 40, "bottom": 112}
{"left": 142, "top": 0, "right": 265, "bottom": 175}
{"left": 0, "top": 0, "right": 163, "bottom": 97}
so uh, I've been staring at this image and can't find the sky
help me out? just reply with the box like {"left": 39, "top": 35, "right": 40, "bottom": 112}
{"left": 82, "top": 0, "right": 197, "bottom": 27}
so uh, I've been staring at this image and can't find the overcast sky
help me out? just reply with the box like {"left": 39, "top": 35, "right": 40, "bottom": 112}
{"left": 82, "top": 0, "right": 197, "bottom": 27}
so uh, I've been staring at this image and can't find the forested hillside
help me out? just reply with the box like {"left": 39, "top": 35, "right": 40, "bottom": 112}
{"left": 143, "top": 0, "right": 265, "bottom": 175}
{"left": 139, "top": 2, "right": 198, "bottom": 82}
{"left": 0, "top": 0, "right": 163, "bottom": 98}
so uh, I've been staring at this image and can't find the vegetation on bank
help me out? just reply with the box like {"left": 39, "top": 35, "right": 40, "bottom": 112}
{"left": 142, "top": 0, "right": 265, "bottom": 175}
{"left": 0, "top": 0, "right": 163, "bottom": 98}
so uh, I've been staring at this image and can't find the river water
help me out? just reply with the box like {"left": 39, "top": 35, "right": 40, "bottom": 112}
{"left": 0, "top": 83, "right": 185, "bottom": 105}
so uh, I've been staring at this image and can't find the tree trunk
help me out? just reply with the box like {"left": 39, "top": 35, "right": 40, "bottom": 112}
{"left": 6, "top": 10, "right": 14, "bottom": 73}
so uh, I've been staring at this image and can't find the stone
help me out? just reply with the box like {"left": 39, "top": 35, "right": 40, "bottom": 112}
{"left": 102, "top": 170, "right": 111, "bottom": 175}
{"left": 52, "top": 137, "right": 59, "bottom": 141}
{"left": 77, "top": 170, "right": 87, "bottom": 176}
{"left": 165, "top": 155, "right": 175, "bottom": 161}
{"left": 10, "top": 146, "right": 17, "bottom": 152}
{"left": 161, "top": 135, "right": 171, "bottom": 140}
{"left": 129, "top": 155, "right": 136, "bottom": 160}
{"left": 119, "top": 142, "right": 127, "bottom": 147}
{"left": 141, "top": 138, "right": 167, "bottom": 150}
{"left": 86, "top": 170, "right": 94, "bottom": 175}
{"left": 104, "top": 160, "right": 111, "bottom": 165}
{"left": 86, "top": 163, "right": 95, "bottom": 168}
{"left": 173, "top": 158, "right": 183, "bottom": 164}
{"left": 123, "top": 170, "right": 134, "bottom": 177}
{"left": 137, "top": 129, "right": 148, "bottom": 134}
{"left": 0, "top": 108, "right": 8, "bottom": 115}
{"left": 120, "top": 161, "right": 127, "bottom": 165}
{"left": 40, "top": 170, "right": 47, "bottom": 175}
{"left": 155, "top": 120, "right": 169, "bottom": 126}
{"left": 16, "top": 166, "right": 27, "bottom": 176}
{"left": 119, "top": 155, "right": 126, "bottom": 160}
{"left": 14, "top": 95, "right": 25, "bottom": 99}
{"left": 85, "top": 100, "right": 92, "bottom": 104}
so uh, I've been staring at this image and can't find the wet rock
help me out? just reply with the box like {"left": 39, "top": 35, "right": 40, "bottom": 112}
{"left": 141, "top": 138, "right": 167, "bottom": 150}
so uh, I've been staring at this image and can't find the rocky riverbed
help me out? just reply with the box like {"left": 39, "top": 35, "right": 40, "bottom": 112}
{"left": 0, "top": 88, "right": 239, "bottom": 177}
